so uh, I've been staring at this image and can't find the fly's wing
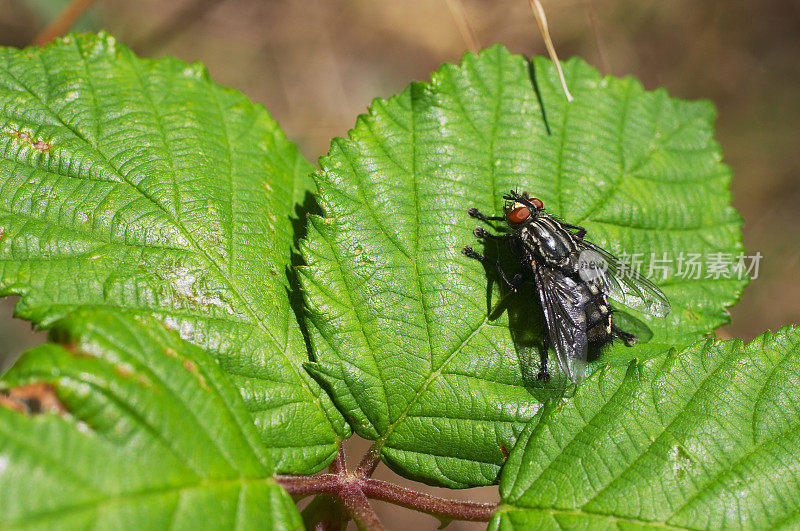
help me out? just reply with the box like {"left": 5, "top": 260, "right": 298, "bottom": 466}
{"left": 531, "top": 261, "right": 589, "bottom": 384}
{"left": 577, "top": 239, "right": 671, "bottom": 317}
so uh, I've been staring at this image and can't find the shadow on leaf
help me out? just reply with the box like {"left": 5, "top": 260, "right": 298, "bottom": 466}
{"left": 469, "top": 234, "right": 567, "bottom": 402}
{"left": 287, "top": 189, "right": 322, "bottom": 361}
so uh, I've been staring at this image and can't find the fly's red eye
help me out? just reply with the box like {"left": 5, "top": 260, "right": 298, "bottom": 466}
{"left": 531, "top": 197, "right": 544, "bottom": 209}
{"left": 508, "top": 206, "right": 531, "bottom": 224}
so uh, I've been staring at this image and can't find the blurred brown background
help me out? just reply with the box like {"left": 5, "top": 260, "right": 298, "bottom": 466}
{"left": 1, "top": 0, "right": 799, "bottom": 528}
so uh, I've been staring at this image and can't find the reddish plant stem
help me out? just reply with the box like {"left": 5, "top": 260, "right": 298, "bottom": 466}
{"left": 277, "top": 474, "right": 341, "bottom": 498}
{"left": 361, "top": 478, "right": 497, "bottom": 522}
{"left": 278, "top": 474, "right": 384, "bottom": 530}
{"left": 275, "top": 474, "right": 498, "bottom": 525}
{"left": 355, "top": 443, "right": 381, "bottom": 478}
{"left": 338, "top": 484, "right": 385, "bottom": 531}
{"left": 330, "top": 444, "right": 347, "bottom": 474}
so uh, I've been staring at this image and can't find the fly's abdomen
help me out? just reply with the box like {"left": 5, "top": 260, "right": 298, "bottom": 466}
{"left": 584, "top": 284, "right": 613, "bottom": 344}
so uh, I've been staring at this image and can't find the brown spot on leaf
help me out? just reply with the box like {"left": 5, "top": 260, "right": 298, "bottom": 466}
{"left": 62, "top": 342, "right": 96, "bottom": 359}
{"left": 115, "top": 364, "right": 134, "bottom": 379}
{"left": 9, "top": 130, "right": 52, "bottom": 152}
{"left": 136, "top": 374, "right": 153, "bottom": 388}
{"left": 499, "top": 443, "right": 510, "bottom": 461}
{"left": 180, "top": 359, "right": 209, "bottom": 390}
{"left": 113, "top": 366, "right": 152, "bottom": 389}
{"left": 0, "top": 394, "right": 25, "bottom": 414}
{"left": 0, "top": 383, "right": 67, "bottom": 415}
{"left": 182, "top": 359, "right": 198, "bottom": 374}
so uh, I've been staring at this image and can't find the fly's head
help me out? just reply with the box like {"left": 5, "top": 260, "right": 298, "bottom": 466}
{"left": 502, "top": 190, "right": 544, "bottom": 227}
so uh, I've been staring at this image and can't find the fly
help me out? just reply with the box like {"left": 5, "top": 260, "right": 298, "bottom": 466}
{"left": 463, "top": 190, "right": 670, "bottom": 384}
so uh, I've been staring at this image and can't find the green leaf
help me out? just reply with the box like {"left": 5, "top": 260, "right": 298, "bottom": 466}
{"left": 0, "top": 32, "right": 347, "bottom": 473}
{"left": 0, "top": 308, "right": 302, "bottom": 529}
{"left": 493, "top": 327, "right": 800, "bottom": 529}
{"left": 300, "top": 44, "right": 745, "bottom": 487}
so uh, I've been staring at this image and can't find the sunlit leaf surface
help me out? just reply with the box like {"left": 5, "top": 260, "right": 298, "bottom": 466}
{"left": 301, "top": 45, "right": 745, "bottom": 487}
{"left": 0, "top": 308, "right": 302, "bottom": 529}
{"left": 0, "top": 33, "right": 347, "bottom": 473}
{"left": 494, "top": 327, "right": 800, "bottom": 529}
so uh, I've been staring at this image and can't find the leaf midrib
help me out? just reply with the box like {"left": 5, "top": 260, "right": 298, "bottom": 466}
{"left": 572, "top": 78, "right": 633, "bottom": 225}
{"left": 350, "top": 63, "right": 519, "bottom": 453}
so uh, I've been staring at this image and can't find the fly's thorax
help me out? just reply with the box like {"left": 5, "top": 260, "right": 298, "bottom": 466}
{"left": 521, "top": 215, "right": 579, "bottom": 268}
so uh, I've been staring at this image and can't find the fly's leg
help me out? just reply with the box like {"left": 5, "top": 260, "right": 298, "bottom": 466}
{"left": 537, "top": 344, "right": 551, "bottom": 382}
{"left": 612, "top": 324, "right": 637, "bottom": 347}
{"left": 472, "top": 227, "right": 507, "bottom": 240}
{"left": 462, "top": 246, "right": 525, "bottom": 292}
{"left": 561, "top": 222, "right": 587, "bottom": 239}
{"left": 468, "top": 207, "right": 504, "bottom": 222}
